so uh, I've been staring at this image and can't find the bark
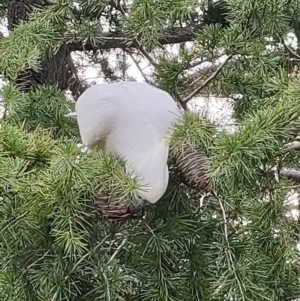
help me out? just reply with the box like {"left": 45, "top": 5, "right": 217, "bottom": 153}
{"left": 280, "top": 168, "right": 300, "bottom": 183}
{"left": 67, "top": 0, "right": 229, "bottom": 53}
{"left": 283, "top": 140, "right": 300, "bottom": 151}
{"left": 68, "top": 25, "right": 203, "bottom": 52}
{"left": 7, "top": 0, "right": 86, "bottom": 98}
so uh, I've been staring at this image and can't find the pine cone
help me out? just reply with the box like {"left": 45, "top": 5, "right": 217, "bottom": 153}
{"left": 175, "top": 146, "right": 211, "bottom": 191}
{"left": 94, "top": 194, "right": 145, "bottom": 223}
{"left": 94, "top": 194, "right": 131, "bottom": 223}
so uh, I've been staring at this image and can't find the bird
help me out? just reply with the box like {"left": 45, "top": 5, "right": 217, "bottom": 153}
{"left": 66, "top": 81, "right": 181, "bottom": 221}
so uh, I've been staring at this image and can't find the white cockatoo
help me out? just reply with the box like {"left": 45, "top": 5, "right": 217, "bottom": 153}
{"left": 66, "top": 81, "right": 181, "bottom": 216}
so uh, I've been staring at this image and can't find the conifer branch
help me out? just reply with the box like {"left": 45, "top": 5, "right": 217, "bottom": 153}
{"left": 283, "top": 42, "right": 300, "bottom": 60}
{"left": 68, "top": 25, "right": 202, "bottom": 52}
{"left": 126, "top": 50, "right": 150, "bottom": 83}
{"left": 283, "top": 140, "right": 300, "bottom": 151}
{"left": 215, "top": 191, "right": 246, "bottom": 301}
{"left": 182, "top": 54, "right": 233, "bottom": 104}
{"left": 17, "top": 250, "right": 50, "bottom": 282}
{"left": 68, "top": 234, "right": 110, "bottom": 275}
{"left": 0, "top": 212, "right": 27, "bottom": 234}
{"left": 107, "top": 237, "right": 128, "bottom": 265}
{"left": 280, "top": 168, "right": 300, "bottom": 183}
{"left": 110, "top": 0, "right": 158, "bottom": 67}
{"left": 67, "top": 55, "right": 88, "bottom": 99}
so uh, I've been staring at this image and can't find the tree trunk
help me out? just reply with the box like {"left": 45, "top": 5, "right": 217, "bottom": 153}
{"left": 7, "top": 0, "right": 86, "bottom": 98}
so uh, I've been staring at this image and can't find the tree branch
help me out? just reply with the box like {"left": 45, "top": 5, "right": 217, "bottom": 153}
{"left": 108, "top": 0, "right": 158, "bottom": 67}
{"left": 182, "top": 54, "right": 233, "bottom": 103}
{"left": 283, "top": 140, "right": 300, "bottom": 151}
{"left": 67, "top": 234, "right": 110, "bottom": 276}
{"left": 280, "top": 168, "right": 300, "bottom": 183}
{"left": 67, "top": 55, "right": 89, "bottom": 99}
{"left": 283, "top": 42, "right": 300, "bottom": 60}
{"left": 19, "top": 250, "right": 50, "bottom": 279}
{"left": 126, "top": 50, "right": 150, "bottom": 83}
{"left": 107, "top": 237, "right": 128, "bottom": 265}
{"left": 68, "top": 25, "right": 202, "bottom": 52}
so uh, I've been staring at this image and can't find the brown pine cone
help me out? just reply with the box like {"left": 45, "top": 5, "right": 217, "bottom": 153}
{"left": 175, "top": 146, "right": 211, "bottom": 191}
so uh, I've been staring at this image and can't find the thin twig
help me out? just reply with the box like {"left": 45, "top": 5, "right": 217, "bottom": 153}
{"left": 67, "top": 55, "right": 88, "bottom": 99}
{"left": 138, "top": 45, "right": 158, "bottom": 67}
{"left": 183, "top": 54, "right": 233, "bottom": 103}
{"left": 283, "top": 140, "right": 300, "bottom": 151}
{"left": 290, "top": 65, "right": 299, "bottom": 79}
{"left": 217, "top": 195, "right": 228, "bottom": 241}
{"left": 282, "top": 184, "right": 300, "bottom": 189}
{"left": 68, "top": 234, "right": 110, "bottom": 275}
{"left": 113, "top": 0, "right": 158, "bottom": 67}
{"left": 103, "top": 272, "right": 111, "bottom": 301}
{"left": 188, "top": 73, "right": 206, "bottom": 87}
{"left": 0, "top": 212, "right": 27, "bottom": 234}
{"left": 280, "top": 168, "right": 300, "bottom": 183}
{"left": 107, "top": 237, "right": 128, "bottom": 265}
{"left": 178, "top": 98, "right": 189, "bottom": 111}
{"left": 19, "top": 250, "right": 50, "bottom": 279}
{"left": 143, "top": 220, "right": 156, "bottom": 237}
{"left": 283, "top": 42, "right": 300, "bottom": 60}
{"left": 127, "top": 50, "right": 150, "bottom": 83}
{"left": 213, "top": 191, "right": 246, "bottom": 301}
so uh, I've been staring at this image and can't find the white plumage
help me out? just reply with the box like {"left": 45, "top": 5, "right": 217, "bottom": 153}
{"left": 68, "top": 81, "right": 180, "bottom": 205}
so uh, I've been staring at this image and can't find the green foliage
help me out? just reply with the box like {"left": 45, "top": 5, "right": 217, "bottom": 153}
{"left": 63, "top": 21, "right": 103, "bottom": 46}
{"left": 226, "top": 0, "right": 292, "bottom": 36}
{"left": 2, "top": 84, "right": 78, "bottom": 139}
{"left": 155, "top": 56, "right": 190, "bottom": 100}
{"left": 0, "top": 1, "right": 104, "bottom": 82}
{"left": 0, "top": 123, "right": 142, "bottom": 300}
{"left": 0, "top": 17, "right": 62, "bottom": 81}
{"left": 128, "top": 0, "right": 196, "bottom": 49}
{"left": 170, "top": 111, "right": 216, "bottom": 154}
{"left": 1, "top": 0, "right": 300, "bottom": 300}
{"left": 212, "top": 76, "right": 300, "bottom": 195}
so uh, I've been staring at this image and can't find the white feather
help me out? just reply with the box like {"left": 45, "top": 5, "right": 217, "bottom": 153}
{"left": 75, "top": 82, "right": 181, "bottom": 203}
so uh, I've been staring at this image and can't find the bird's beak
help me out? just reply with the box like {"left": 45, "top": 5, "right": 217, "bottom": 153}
{"left": 65, "top": 112, "right": 77, "bottom": 119}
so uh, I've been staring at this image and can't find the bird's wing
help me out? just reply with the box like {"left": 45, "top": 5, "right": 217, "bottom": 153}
{"left": 75, "top": 85, "right": 119, "bottom": 150}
